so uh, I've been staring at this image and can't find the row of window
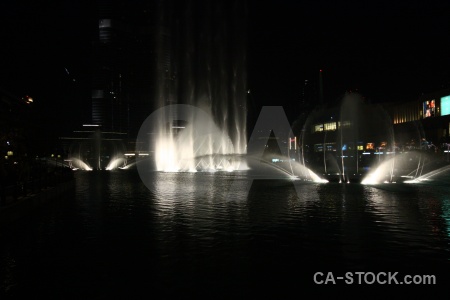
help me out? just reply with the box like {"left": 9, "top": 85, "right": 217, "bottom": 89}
{"left": 313, "top": 121, "right": 351, "bottom": 132}
{"left": 313, "top": 142, "right": 383, "bottom": 152}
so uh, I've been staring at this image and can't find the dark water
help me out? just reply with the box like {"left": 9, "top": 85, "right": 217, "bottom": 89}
{"left": 1, "top": 170, "right": 450, "bottom": 297}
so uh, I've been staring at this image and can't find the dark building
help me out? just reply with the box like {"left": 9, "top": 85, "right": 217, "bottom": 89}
{"left": 382, "top": 88, "right": 450, "bottom": 147}
{"left": 61, "top": 0, "right": 159, "bottom": 169}
{"left": 291, "top": 70, "right": 321, "bottom": 138}
{"left": 89, "top": 0, "right": 157, "bottom": 136}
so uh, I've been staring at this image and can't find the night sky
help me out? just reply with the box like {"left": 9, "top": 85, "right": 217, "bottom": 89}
{"left": 249, "top": 0, "right": 450, "bottom": 107}
{"left": 1, "top": 0, "right": 450, "bottom": 138}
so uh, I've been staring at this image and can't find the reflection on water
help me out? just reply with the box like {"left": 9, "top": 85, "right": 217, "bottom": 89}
{"left": 442, "top": 198, "right": 450, "bottom": 240}
{"left": 1, "top": 170, "right": 450, "bottom": 297}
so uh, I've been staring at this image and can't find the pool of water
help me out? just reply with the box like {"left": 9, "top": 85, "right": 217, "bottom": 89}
{"left": 1, "top": 170, "right": 450, "bottom": 297}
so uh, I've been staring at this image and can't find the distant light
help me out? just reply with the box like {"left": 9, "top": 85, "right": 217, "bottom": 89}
{"left": 83, "top": 124, "right": 100, "bottom": 127}
{"left": 23, "top": 95, "right": 33, "bottom": 104}
{"left": 320, "top": 69, "right": 323, "bottom": 72}
{"left": 7, "top": 151, "right": 13, "bottom": 156}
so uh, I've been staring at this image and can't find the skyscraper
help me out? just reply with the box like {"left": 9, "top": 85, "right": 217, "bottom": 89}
{"left": 62, "top": 0, "right": 158, "bottom": 169}
{"left": 90, "top": 0, "right": 157, "bottom": 135}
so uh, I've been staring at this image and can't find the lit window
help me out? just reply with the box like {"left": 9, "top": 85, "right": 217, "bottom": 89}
{"left": 314, "top": 144, "right": 324, "bottom": 152}
{"left": 338, "top": 121, "right": 351, "bottom": 128}
{"left": 314, "top": 124, "right": 324, "bottom": 132}
{"left": 325, "top": 143, "right": 336, "bottom": 151}
{"left": 366, "top": 143, "right": 374, "bottom": 150}
{"left": 99, "top": 19, "right": 112, "bottom": 28}
{"left": 324, "top": 122, "right": 337, "bottom": 131}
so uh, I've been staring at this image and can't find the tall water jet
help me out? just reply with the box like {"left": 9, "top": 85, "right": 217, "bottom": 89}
{"left": 152, "top": 0, "right": 247, "bottom": 172}
{"left": 338, "top": 92, "right": 396, "bottom": 182}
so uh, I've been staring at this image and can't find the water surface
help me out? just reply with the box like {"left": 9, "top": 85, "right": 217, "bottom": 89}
{"left": 1, "top": 170, "right": 449, "bottom": 297}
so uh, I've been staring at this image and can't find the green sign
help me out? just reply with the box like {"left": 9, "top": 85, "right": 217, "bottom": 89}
{"left": 441, "top": 95, "right": 450, "bottom": 116}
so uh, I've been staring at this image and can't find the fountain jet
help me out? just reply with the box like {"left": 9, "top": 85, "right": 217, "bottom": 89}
{"left": 153, "top": 1, "right": 247, "bottom": 172}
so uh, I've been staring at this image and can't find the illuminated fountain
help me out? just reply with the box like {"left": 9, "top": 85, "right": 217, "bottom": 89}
{"left": 67, "top": 129, "right": 126, "bottom": 171}
{"left": 297, "top": 92, "right": 448, "bottom": 184}
{"left": 137, "top": 0, "right": 449, "bottom": 185}
{"left": 154, "top": 106, "right": 246, "bottom": 173}
{"left": 133, "top": 1, "right": 327, "bottom": 183}
{"left": 148, "top": 1, "right": 247, "bottom": 173}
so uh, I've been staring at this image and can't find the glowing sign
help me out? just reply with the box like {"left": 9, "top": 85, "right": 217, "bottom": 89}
{"left": 441, "top": 95, "right": 450, "bottom": 116}
{"left": 423, "top": 99, "right": 436, "bottom": 118}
